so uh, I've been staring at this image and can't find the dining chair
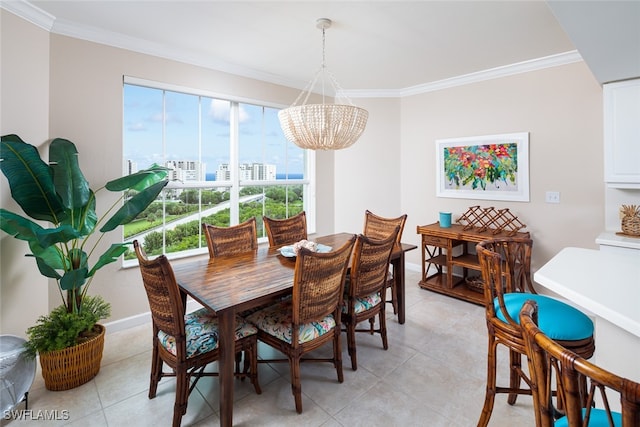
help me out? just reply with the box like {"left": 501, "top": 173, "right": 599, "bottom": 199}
{"left": 362, "top": 210, "right": 407, "bottom": 315}
{"left": 202, "top": 216, "right": 259, "bottom": 369}
{"left": 246, "top": 235, "right": 357, "bottom": 413}
{"left": 263, "top": 211, "right": 308, "bottom": 248}
{"left": 202, "top": 217, "right": 258, "bottom": 258}
{"left": 342, "top": 229, "right": 399, "bottom": 370}
{"left": 133, "top": 240, "right": 261, "bottom": 427}
{"left": 476, "top": 237, "right": 595, "bottom": 427}
{"left": 520, "top": 299, "right": 640, "bottom": 427}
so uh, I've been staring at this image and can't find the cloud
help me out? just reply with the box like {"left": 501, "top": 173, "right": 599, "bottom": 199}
{"left": 208, "top": 99, "right": 250, "bottom": 123}
{"left": 209, "top": 99, "right": 230, "bottom": 123}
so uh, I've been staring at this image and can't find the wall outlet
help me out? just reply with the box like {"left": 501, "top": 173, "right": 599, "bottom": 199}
{"left": 545, "top": 191, "right": 561, "bottom": 203}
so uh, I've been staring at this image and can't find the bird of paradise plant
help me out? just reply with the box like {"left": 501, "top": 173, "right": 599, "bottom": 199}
{"left": 0, "top": 134, "right": 169, "bottom": 355}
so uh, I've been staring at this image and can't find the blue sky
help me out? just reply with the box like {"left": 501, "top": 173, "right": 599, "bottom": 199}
{"left": 123, "top": 84, "right": 305, "bottom": 177}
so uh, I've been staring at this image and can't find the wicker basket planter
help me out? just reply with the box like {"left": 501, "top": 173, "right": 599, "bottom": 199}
{"left": 39, "top": 324, "right": 105, "bottom": 391}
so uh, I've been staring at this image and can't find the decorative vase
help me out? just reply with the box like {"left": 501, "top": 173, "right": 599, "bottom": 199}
{"left": 622, "top": 215, "right": 640, "bottom": 236}
{"left": 620, "top": 204, "right": 640, "bottom": 236}
{"left": 38, "top": 324, "right": 105, "bottom": 391}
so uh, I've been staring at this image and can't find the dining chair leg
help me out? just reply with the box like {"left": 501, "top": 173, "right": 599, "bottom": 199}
{"left": 334, "top": 330, "right": 344, "bottom": 383}
{"left": 149, "top": 344, "right": 162, "bottom": 399}
{"left": 390, "top": 277, "right": 398, "bottom": 314}
{"left": 249, "top": 340, "right": 262, "bottom": 394}
{"left": 242, "top": 350, "right": 250, "bottom": 380}
{"left": 173, "top": 370, "right": 188, "bottom": 427}
{"left": 289, "top": 356, "right": 303, "bottom": 414}
{"left": 478, "top": 337, "right": 499, "bottom": 427}
{"left": 379, "top": 311, "right": 388, "bottom": 350}
{"left": 346, "top": 320, "right": 358, "bottom": 370}
{"left": 235, "top": 351, "right": 242, "bottom": 374}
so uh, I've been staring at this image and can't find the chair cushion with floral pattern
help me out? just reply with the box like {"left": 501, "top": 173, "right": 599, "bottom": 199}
{"left": 342, "top": 292, "right": 382, "bottom": 314}
{"left": 342, "top": 277, "right": 382, "bottom": 314}
{"left": 246, "top": 300, "right": 336, "bottom": 344}
{"left": 157, "top": 308, "right": 258, "bottom": 358}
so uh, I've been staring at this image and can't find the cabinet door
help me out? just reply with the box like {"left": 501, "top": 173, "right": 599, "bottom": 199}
{"left": 604, "top": 79, "right": 640, "bottom": 187}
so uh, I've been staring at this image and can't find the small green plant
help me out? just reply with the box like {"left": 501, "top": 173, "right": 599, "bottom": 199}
{"left": 23, "top": 295, "right": 111, "bottom": 358}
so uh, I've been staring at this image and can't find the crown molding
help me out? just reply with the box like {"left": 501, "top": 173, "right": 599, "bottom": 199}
{"left": 344, "top": 51, "right": 583, "bottom": 98}
{"left": 4, "top": 1, "right": 583, "bottom": 99}
{"left": 1, "top": 0, "right": 55, "bottom": 31}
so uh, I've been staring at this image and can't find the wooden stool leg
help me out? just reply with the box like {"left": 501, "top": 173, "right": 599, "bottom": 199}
{"left": 508, "top": 350, "right": 522, "bottom": 405}
{"left": 478, "top": 337, "right": 498, "bottom": 427}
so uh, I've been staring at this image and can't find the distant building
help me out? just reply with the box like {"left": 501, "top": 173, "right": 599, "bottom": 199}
{"left": 127, "top": 160, "right": 138, "bottom": 175}
{"left": 166, "top": 160, "right": 207, "bottom": 182}
{"left": 216, "top": 163, "right": 276, "bottom": 181}
{"left": 216, "top": 164, "right": 231, "bottom": 181}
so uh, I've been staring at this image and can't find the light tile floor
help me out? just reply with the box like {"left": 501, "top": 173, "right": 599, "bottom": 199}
{"left": 2, "top": 270, "right": 535, "bottom": 426}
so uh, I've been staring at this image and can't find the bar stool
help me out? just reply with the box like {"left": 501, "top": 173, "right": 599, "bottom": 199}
{"left": 476, "top": 237, "right": 595, "bottom": 427}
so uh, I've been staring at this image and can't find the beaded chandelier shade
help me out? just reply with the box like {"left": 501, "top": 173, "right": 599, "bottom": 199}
{"left": 278, "top": 18, "right": 368, "bottom": 151}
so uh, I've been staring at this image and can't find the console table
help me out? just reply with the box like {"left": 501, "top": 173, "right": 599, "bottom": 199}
{"left": 416, "top": 222, "right": 530, "bottom": 304}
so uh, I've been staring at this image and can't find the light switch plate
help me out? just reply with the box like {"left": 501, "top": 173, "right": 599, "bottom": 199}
{"left": 545, "top": 191, "right": 560, "bottom": 203}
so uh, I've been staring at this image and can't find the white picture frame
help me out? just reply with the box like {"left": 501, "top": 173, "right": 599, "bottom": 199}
{"left": 436, "top": 132, "right": 530, "bottom": 202}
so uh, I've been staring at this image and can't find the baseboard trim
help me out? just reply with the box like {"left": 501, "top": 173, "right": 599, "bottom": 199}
{"left": 103, "top": 299, "right": 202, "bottom": 334}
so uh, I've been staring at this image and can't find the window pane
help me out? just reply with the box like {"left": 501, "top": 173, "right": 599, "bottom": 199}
{"left": 123, "top": 84, "right": 163, "bottom": 172}
{"left": 263, "top": 185, "right": 304, "bottom": 219}
{"left": 203, "top": 98, "right": 231, "bottom": 182}
{"left": 201, "top": 187, "right": 231, "bottom": 228}
{"left": 238, "top": 103, "right": 305, "bottom": 181}
{"left": 238, "top": 103, "right": 265, "bottom": 169}
{"left": 265, "top": 106, "right": 306, "bottom": 179}
{"left": 165, "top": 91, "right": 202, "bottom": 181}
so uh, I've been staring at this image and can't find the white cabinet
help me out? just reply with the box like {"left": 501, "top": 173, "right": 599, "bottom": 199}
{"left": 604, "top": 79, "right": 640, "bottom": 187}
{"left": 596, "top": 231, "right": 640, "bottom": 254}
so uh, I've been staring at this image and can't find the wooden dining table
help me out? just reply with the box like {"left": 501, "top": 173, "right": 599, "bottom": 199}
{"left": 172, "top": 232, "right": 416, "bottom": 426}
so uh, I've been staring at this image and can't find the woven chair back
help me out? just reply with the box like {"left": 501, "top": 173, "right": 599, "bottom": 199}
{"left": 520, "top": 300, "right": 640, "bottom": 427}
{"left": 203, "top": 217, "right": 258, "bottom": 258}
{"left": 263, "top": 211, "right": 308, "bottom": 247}
{"left": 349, "top": 229, "right": 399, "bottom": 299}
{"left": 133, "top": 240, "right": 184, "bottom": 339}
{"left": 476, "top": 237, "right": 534, "bottom": 326}
{"left": 363, "top": 210, "right": 407, "bottom": 244}
{"left": 292, "top": 235, "right": 356, "bottom": 328}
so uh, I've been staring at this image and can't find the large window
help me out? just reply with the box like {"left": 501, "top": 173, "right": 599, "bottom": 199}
{"left": 123, "top": 77, "right": 315, "bottom": 259}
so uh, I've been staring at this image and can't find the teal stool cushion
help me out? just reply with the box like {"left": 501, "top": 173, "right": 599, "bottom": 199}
{"left": 554, "top": 408, "right": 622, "bottom": 427}
{"left": 495, "top": 293, "right": 593, "bottom": 340}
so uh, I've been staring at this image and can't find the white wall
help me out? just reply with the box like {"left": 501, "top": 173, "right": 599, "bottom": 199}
{"left": 0, "top": 10, "right": 51, "bottom": 335}
{"left": 334, "top": 97, "right": 402, "bottom": 234}
{"left": 397, "top": 62, "right": 604, "bottom": 270}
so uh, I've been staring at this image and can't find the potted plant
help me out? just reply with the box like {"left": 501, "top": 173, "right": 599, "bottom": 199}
{"left": 0, "top": 134, "right": 168, "bottom": 390}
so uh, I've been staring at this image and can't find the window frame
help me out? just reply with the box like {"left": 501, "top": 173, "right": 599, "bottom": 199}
{"left": 122, "top": 76, "right": 316, "bottom": 262}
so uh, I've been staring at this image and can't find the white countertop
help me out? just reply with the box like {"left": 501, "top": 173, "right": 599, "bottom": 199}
{"left": 596, "top": 231, "right": 640, "bottom": 250}
{"left": 534, "top": 247, "right": 640, "bottom": 338}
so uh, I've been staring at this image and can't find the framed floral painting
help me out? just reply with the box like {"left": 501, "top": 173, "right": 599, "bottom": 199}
{"left": 436, "top": 132, "right": 530, "bottom": 202}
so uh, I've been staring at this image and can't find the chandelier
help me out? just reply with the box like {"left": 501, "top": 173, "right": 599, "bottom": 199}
{"left": 278, "top": 18, "right": 368, "bottom": 150}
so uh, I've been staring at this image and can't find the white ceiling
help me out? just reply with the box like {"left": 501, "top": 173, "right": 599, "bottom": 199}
{"left": 5, "top": 1, "right": 639, "bottom": 95}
